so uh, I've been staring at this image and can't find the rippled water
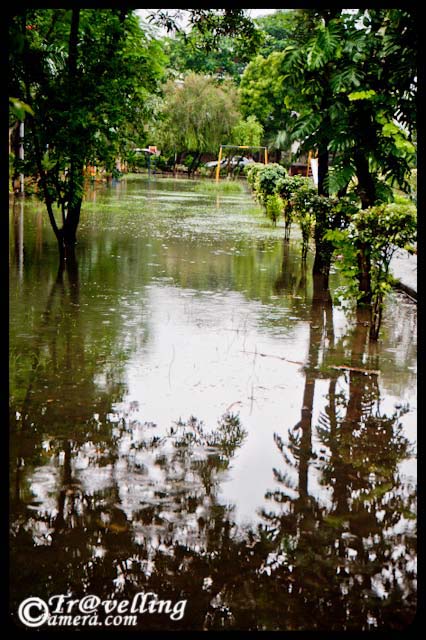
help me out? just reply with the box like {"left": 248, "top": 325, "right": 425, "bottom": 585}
{"left": 10, "top": 176, "right": 417, "bottom": 630}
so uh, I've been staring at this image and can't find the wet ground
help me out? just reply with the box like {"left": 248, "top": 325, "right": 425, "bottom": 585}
{"left": 10, "top": 176, "right": 417, "bottom": 630}
{"left": 390, "top": 248, "right": 417, "bottom": 299}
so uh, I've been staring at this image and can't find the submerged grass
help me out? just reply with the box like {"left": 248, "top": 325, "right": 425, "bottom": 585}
{"left": 194, "top": 180, "right": 245, "bottom": 194}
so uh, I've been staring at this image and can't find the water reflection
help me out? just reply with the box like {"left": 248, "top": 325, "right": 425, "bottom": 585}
{"left": 259, "top": 284, "right": 416, "bottom": 630}
{"left": 9, "top": 178, "right": 416, "bottom": 630}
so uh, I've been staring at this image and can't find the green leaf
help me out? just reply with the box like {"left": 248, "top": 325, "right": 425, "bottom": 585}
{"left": 9, "top": 97, "right": 34, "bottom": 121}
{"left": 348, "top": 89, "right": 376, "bottom": 101}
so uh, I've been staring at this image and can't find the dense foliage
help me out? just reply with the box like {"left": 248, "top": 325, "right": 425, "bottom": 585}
{"left": 9, "top": 8, "right": 417, "bottom": 340}
{"left": 240, "top": 9, "right": 417, "bottom": 203}
{"left": 9, "top": 9, "right": 166, "bottom": 256}
{"left": 326, "top": 203, "right": 417, "bottom": 338}
{"left": 245, "top": 160, "right": 416, "bottom": 341}
{"left": 154, "top": 74, "right": 239, "bottom": 173}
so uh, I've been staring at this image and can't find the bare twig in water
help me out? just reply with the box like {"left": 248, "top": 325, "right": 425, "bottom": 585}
{"left": 331, "top": 365, "right": 380, "bottom": 375}
{"left": 241, "top": 351, "right": 304, "bottom": 366}
{"left": 225, "top": 400, "right": 242, "bottom": 413}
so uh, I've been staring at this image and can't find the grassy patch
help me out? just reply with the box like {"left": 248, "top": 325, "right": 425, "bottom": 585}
{"left": 193, "top": 180, "right": 245, "bottom": 194}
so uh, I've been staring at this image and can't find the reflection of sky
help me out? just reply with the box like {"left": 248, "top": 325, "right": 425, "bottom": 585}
{"left": 16, "top": 177, "right": 416, "bottom": 557}
{"left": 113, "top": 284, "right": 307, "bottom": 525}
{"left": 105, "top": 284, "right": 417, "bottom": 526}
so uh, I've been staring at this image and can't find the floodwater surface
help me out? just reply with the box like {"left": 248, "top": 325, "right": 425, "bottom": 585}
{"left": 10, "top": 176, "right": 417, "bottom": 630}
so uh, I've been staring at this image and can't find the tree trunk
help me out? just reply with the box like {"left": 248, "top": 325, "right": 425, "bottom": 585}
{"left": 317, "top": 146, "right": 329, "bottom": 197}
{"left": 63, "top": 202, "right": 82, "bottom": 246}
{"left": 312, "top": 217, "right": 332, "bottom": 283}
{"left": 355, "top": 152, "right": 376, "bottom": 210}
{"left": 354, "top": 152, "right": 375, "bottom": 304}
{"left": 356, "top": 240, "right": 372, "bottom": 305}
{"left": 61, "top": 8, "right": 82, "bottom": 256}
{"left": 189, "top": 151, "right": 202, "bottom": 176}
{"left": 313, "top": 144, "right": 332, "bottom": 282}
{"left": 68, "top": 9, "right": 80, "bottom": 80}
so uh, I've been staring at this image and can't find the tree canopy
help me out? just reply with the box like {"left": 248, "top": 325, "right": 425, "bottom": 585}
{"left": 9, "top": 8, "right": 417, "bottom": 259}
{"left": 9, "top": 8, "right": 167, "bottom": 257}
{"left": 243, "top": 9, "right": 417, "bottom": 202}
{"left": 154, "top": 73, "right": 239, "bottom": 169}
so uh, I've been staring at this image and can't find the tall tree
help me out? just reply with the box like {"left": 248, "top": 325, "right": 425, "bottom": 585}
{"left": 255, "top": 9, "right": 299, "bottom": 56}
{"left": 239, "top": 52, "right": 291, "bottom": 152}
{"left": 278, "top": 9, "right": 416, "bottom": 203}
{"left": 162, "top": 31, "right": 250, "bottom": 83}
{"left": 9, "top": 9, "right": 166, "bottom": 261}
{"left": 155, "top": 73, "right": 240, "bottom": 173}
{"left": 265, "top": 9, "right": 416, "bottom": 287}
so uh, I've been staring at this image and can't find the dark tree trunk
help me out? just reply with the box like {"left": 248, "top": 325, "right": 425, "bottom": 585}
{"left": 354, "top": 152, "right": 375, "bottom": 304}
{"left": 355, "top": 152, "right": 376, "bottom": 210}
{"left": 356, "top": 241, "right": 372, "bottom": 305}
{"left": 189, "top": 151, "right": 202, "bottom": 176}
{"left": 22, "top": 12, "right": 62, "bottom": 243}
{"left": 63, "top": 198, "right": 82, "bottom": 247}
{"left": 312, "top": 215, "right": 333, "bottom": 284}
{"left": 313, "top": 144, "right": 332, "bottom": 283}
{"left": 317, "top": 146, "right": 329, "bottom": 197}
{"left": 68, "top": 9, "right": 80, "bottom": 79}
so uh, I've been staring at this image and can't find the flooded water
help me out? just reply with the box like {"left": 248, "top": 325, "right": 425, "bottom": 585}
{"left": 10, "top": 176, "right": 417, "bottom": 630}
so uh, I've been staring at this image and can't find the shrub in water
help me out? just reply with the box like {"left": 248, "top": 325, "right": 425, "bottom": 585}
{"left": 265, "top": 193, "right": 284, "bottom": 226}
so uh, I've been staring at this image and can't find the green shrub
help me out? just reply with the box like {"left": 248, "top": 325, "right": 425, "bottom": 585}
{"left": 325, "top": 201, "right": 417, "bottom": 339}
{"left": 275, "top": 175, "right": 314, "bottom": 240}
{"left": 265, "top": 193, "right": 284, "bottom": 225}
{"left": 255, "top": 163, "right": 287, "bottom": 205}
{"left": 244, "top": 162, "right": 265, "bottom": 189}
{"left": 276, "top": 174, "right": 311, "bottom": 201}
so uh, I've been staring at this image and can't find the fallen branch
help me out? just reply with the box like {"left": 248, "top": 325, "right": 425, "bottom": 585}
{"left": 331, "top": 365, "right": 380, "bottom": 376}
{"left": 240, "top": 351, "right": 304, "bottom": 365}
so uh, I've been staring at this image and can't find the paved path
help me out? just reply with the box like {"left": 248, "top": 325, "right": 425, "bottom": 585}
{"left": 389, "top": 248, "right": 417, "bottom": 299}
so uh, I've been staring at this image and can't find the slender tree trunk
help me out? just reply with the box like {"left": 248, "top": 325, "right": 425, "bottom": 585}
{"left": 55, "top": 9, "right": 83, "bottom": 262}
{"left": 62, "top": 197, "right": 82, "bottom": 255}
{"left": 356, "top": 241, "right": 372, "bottom": 305}
{"left": 355, "top": 152, "right": 376, "bottom": 210}
{"left": 312, "top": 211, "right": 333, "bottom": 283}
{"left": 189, "top": 151, "right": 202, "bottom": 176}
{"left": 317, "top": 146, "right": 329, "bottom": 197}
{"left": 68, "top": 9, "right": 79, "bottom": 74}
{"left": 22, "top": 12, "right": 62, "bottom": 244}
{"left": 354, "top": 152, "right": 376, "bottom": 304}
{"left": 313, "top": 144, "right": 332, "bottom": 282}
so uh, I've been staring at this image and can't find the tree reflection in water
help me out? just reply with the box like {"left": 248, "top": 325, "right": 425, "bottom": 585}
{"left": 10, "top": 256, "right": 416, "bottom": 631}
{"left": 259, "top": 277, "right": 416, "bottom": 631}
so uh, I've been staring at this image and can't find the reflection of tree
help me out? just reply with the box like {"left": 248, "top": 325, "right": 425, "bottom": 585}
{"left": 10, "top": 411, "right": 250, "bottom": 629}
{"left": 259, "top": 290, "right": 416, "bottom": 630}
{"left": 10, "top": 256, "right": 129, "bottom": 509}
{"left": 9, "top": 191, "right": 416, "bottom": 630}
{"left": 274, "top": 238, "right": 309, "bottom": 306}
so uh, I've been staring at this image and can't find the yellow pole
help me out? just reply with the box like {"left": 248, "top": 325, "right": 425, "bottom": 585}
{"left": 264, "top": 147, "right": 268, "bottom": 164}
{"left": 215, "top": 146, "right": 223, "bottom": 182}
